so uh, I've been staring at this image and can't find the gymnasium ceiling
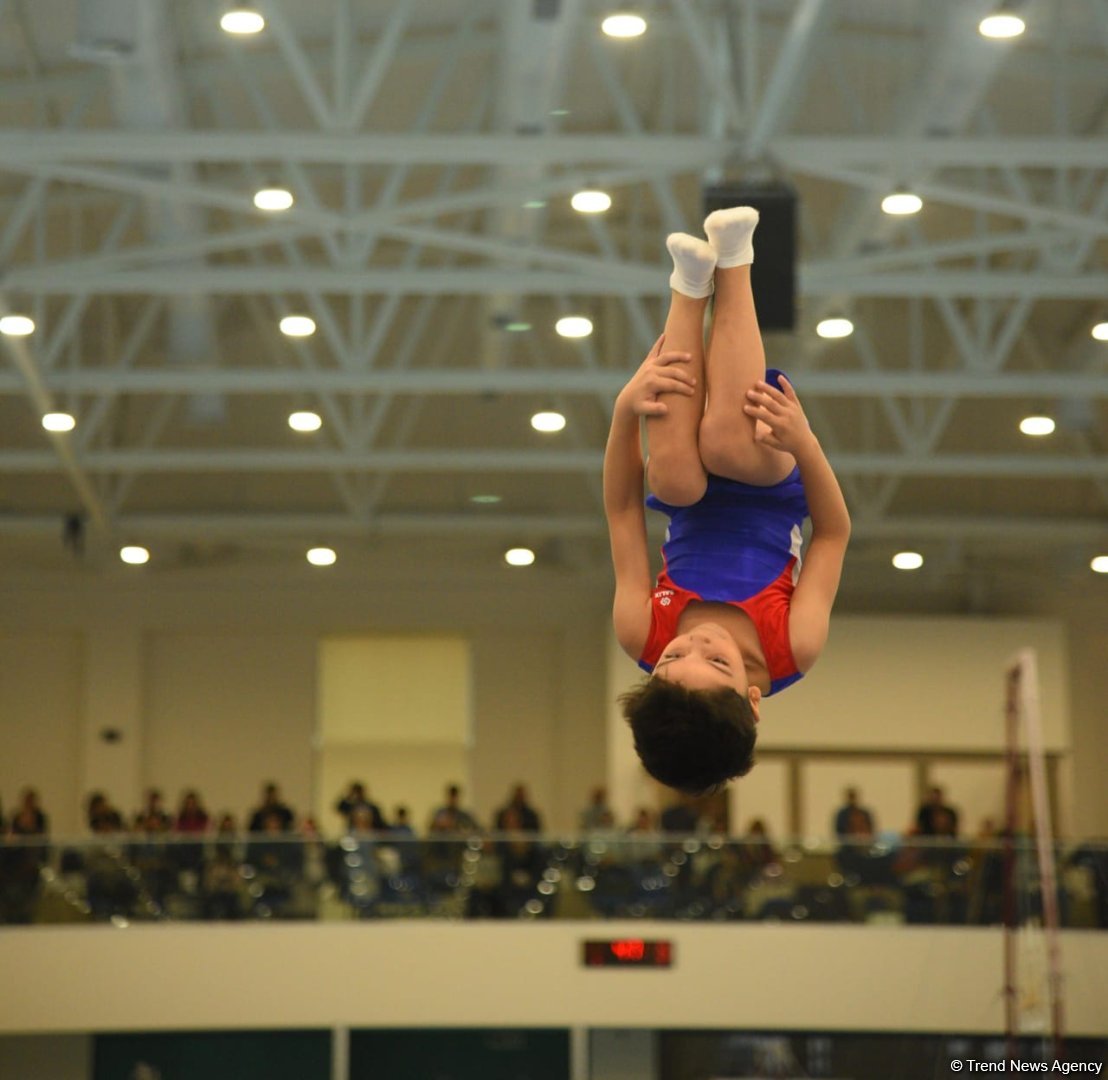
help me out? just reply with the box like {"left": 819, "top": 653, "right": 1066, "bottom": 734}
{"left": 0, "top": 0, "right": 1105, "bottom": 613}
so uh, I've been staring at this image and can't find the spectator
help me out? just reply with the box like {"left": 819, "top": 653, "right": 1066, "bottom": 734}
{"left": 134, "top": 788, "right": 171, "bottom": 831}
{"left": 0, "top": 803, "right": 48, "bottom": 923}
{"left": 87, "top": 791, "right": 124, "bottom": 832}
{"left": 15, "top": 788, "right": 48, "bottom": 834}
{"left": 833, "top": 787, "right": 875, "bottom": 838}
{"left": 390, "top": 806, "right": 415, "bottom": 838}
{"left": 740, "top": 818, "right": 779, "bottom": 875}
{"left": 202, "top": 848, "right": 242, "bottom": 921}
{"left": 660, "top": 796, "right": 700, "bottom": 834}
{"left": 245, "top": 809, "right": 301, "bottom": 915}
{"left": 334, "top": 781, "right": 386, "bottom": 831}
{"left": 917, "top": 786, "right": 960, "bottom": 837}
{"left": 494, "top": 784, "right": 542, "bottom": 833}
{"left": 493, "top": 805, "right": 547, "bottom": 916}
{"left": 247, "top": 782, "right": 295, "bottom": 833}
{"left": 429, "top": 784, "right": 480, "bottom": 834}
{"left": 214, "top": 813, "right": 238, "bottom": 860}
{"left": 579, "top": 787, "right": 614, "bottom": 832}
{"left": 174, "top": 790, "right": 210, "bottom": 833}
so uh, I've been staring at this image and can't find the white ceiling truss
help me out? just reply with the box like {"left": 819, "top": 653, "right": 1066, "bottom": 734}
{"left": 0, "top": 0, "right": 1105, "bottom": 601}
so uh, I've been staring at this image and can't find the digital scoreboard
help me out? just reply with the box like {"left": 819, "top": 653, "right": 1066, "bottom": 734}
{"left": 581, "top": 939, "right": 673, "bottom": 968}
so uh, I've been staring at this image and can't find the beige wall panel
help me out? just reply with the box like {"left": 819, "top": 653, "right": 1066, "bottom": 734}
{"left": 762, "top": 617, "right": 1069, "bottom": 753}
{"left": 318, "top": 635, "right": 471, "bottom": 745}
{"left": 144, "top": 633, "right": 316, "bottom": 828}
{"left": 0, "top": 634, "right": 83, "bottom": 835}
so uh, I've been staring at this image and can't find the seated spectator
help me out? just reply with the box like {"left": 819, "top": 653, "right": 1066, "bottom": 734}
{"left": 660, "top": 796, "right": 700, "bottom": 834}
{"left": 15, "top": 788, "right": 48, "bottom": 835}
{"left": 85, "top": 814, "right": 138, "bottom": 920}
{"left": 494, "top": 784, "right": 542, "bottom": 833}
{"left": 132, "top": 809, "right": 176, "bottom": 905}
{"left": 202, "top": 849, "right": 242, "bottom": 921}
{"left": 247, "top": 782, "right": 295, "bottom": 833}
{"left": 334, "top": 781, "right": 386, "bottom": 831}
{"left": 174, "top": 790, "right": 210, "bottom": 833}
{"left": 245, "top": 809, "right": 301, "bottom": 916}
{"left": 134, "top": 788, "right": 171, "bottom": 831}
{"left": 739, "top": 818, "right": 779, "bottom": 876}
{"left": 579, "top": 787, "right": 614, "bottom": 832}
{"left": 87, "top": 791, "right": 124, "bottom": 832}
{"left": 0, "top": 803, "right": 48, "bottom": 923}
{"left": 493, "top": 806, "right": 547, "bottom": 917}
{"left": 214, "top": 813, "right": 238, "bottom": 860}
{"left": 390, "top": 806, "right": 415, "bottom": 838}
{"left": 917, "top": 786, "right": 960, "bottom": 837}
{"left": 429, "top": 784, "right": 480, "bottom": 834}
{"left": 833, "top": 787, "right": 875, "bottom": 838}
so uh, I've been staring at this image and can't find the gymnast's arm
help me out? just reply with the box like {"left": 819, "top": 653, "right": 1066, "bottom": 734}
{"left": 743, "top": 375, "right": 851, "bottom": 672}
{"left": 604, "top": 391, "right": 653, "bottom": 660}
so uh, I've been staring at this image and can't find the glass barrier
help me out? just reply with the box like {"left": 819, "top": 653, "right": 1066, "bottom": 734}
{"left": 0, "top": 831, "right": 1104, "bottom": 928}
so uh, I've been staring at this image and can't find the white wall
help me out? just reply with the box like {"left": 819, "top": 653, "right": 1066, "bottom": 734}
{"left": 2, "top": 923, "right": 1105, "bottom": 1037}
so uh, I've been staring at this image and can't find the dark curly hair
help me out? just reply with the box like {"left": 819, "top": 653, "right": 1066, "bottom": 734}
{"left": 619, "top": 680, "right": 758, "bottom": 796}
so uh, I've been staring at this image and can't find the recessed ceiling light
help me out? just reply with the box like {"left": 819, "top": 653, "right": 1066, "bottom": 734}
{"left": 505, "top": 547, "right": 536, "bottom": 567}
{"left": 288, "top": 411, "right": 322, "bottom": 433}
{"left": 570, "top": 190, "right": 612, "bottom": 213}
{"left": 254, "top": 187, "right": 294, "bottom": 211}
{"left": 522, "top": 199, "right": 547, "bottom": 210}
{"left": 1091, "top": 555, "right": 1108, "bottom": 574}
{"left": 816, "top": 317, "right": 854, "bottom": 339}
{"left": 1092, "top": 322, "right": 1108, "bottom": 341}
{"left": 881, "top": 191, "right": 923, "bottom": 216}
{"left": 978, "top": 13, "right": 1025, "bottom": 38}
{"left": 531, "top": 411, "right": 566, "bottom": 433}
{"left": 892, "top": 551, "right": 924, "bottom": 571}
{"left": 470, "top": 494, "right": 502, "bottom": 505}
{"left": 1019, "top": 415, "right": 1055, "bottom": 437}
{"left": 601, "top": 13, "right": 647, "bottom": 38}
{"left": 0, "top": 314, "right": 35, "bottom": 336}
{"left": 555, "top": 315, "right": 593, "bottom": 338}
{"left": 42, "top": 412, "right": 76, "bottom": 432}
{"left": 280, "top": 315, "right": 316, "bottom": 337}
{"left": 120, "top": 545, "right": 150, "bottom": 565}
{"left": 220, "top": 9, "right": 265, "bottom": 34}
{"left": 503, "top": 321, "right": 532, "bottom": 333}
{"left": 307, "top": 547, "right": 337, "bottom": 566}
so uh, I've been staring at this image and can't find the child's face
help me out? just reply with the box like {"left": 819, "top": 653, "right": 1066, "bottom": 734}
{"left": 652, "top": 621, "right": 750, "bottom": 695}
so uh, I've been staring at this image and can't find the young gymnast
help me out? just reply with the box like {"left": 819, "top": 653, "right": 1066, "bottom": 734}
{"left": 604, "top": 207, "right": 851, "bottom": 796}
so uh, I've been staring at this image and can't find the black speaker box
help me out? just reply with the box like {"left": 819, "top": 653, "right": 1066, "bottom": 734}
{"left": 703, "top": 183, "right": 797, "bottom": 331}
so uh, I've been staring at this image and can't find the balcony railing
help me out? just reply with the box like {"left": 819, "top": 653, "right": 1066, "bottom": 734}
{"left": 1, "top": 831, "right": 1104, "bottom": 928}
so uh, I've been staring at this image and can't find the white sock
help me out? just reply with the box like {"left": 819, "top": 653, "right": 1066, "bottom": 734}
{"left": 703, "top": 206, "right": 759, "bottom": 268}
{"left": 666, "top": 232, "right": 716, "bottom": 298}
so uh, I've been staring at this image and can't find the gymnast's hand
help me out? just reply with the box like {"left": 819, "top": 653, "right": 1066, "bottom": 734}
{"left": 616, "top": 334, "right": 696, "bottom": 418}
{"left": 742, "top": 375, "right": 814, "bottom": 454}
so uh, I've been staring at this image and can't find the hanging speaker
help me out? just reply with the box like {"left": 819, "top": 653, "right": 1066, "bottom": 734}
{"left": 703, "top": 183, "right": 797, "bottom": 332}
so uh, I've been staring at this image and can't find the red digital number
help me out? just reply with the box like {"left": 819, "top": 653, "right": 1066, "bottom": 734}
{"left": 610, "top": 939, "right": 645, "bottom": 962}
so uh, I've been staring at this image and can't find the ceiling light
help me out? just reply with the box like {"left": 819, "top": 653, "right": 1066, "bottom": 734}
{"left": 555, "top": 315, "right": 593, "bottom": 338}
{"left": 288, "top": 411, "right": 322, "bottom": 433}
{"left": 307, "top": 547, "right": 337, "bottom": 567}
{"left": 570, "top": 189, "right": 612, "bottom": 213}
{"left": 1092, "top": 322, "right": 1108, "bottom": 341}
{"left": 220, "top": 9, "right": 265, "bottom": 34}
{"left": 1091, "top": 555, "right": 1108, "bottom": 575}
{"left": 280, "top": 315, "right": 316, "bottom": 337}
{"left": 892, "top": 551, "right": 924, "bottom": 571}
{"left": 42, "top": 412, "right": 76, "bottom": 432}
{"left": 531, "top": 411, "right": 566, "bottom": 433}
{"left": 505, "top": 547, "right": 536, "bottom": 567}
{"left": 1019, "top": 415, "right": 1055, "bottom": 437}
{"left": 978, "top": 13, "right": 1026, "bottom": 38}
{"left": 120, "top": 546, "right": 150, "bottom": 566}
{"left": 881, "top": 191, "right": 923, "bottom": 216}
{"left": 816, "top": 317, "right": 854, "bottom": 339}
{"left": 503, "top": 321, "right": 532, "bottom": 333}
{"left": 601, "top": 13, "right": 647, "bottom": 38}
{"left": 470, "top": 494, "right": 502, "bottom": 505}
{"left": 0, "top": 314, "right": 35, "bottom": 336}
{"left": 254, "top": 187, "right": 293, "bottom": 211}
{"left": 522, "top": 199, "right": 547, "bottom": 210}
